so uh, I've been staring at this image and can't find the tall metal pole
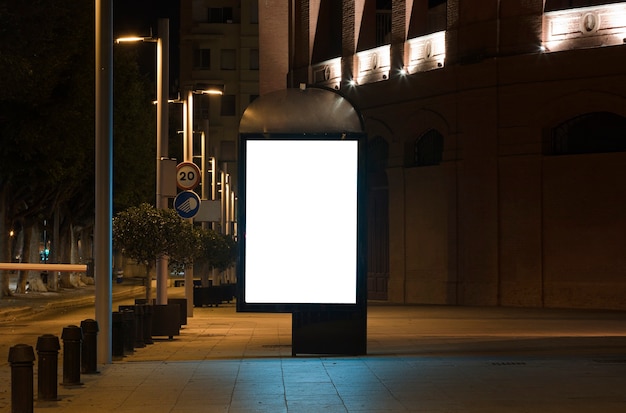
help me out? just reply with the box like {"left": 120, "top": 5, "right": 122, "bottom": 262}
{"left": 95, "top": 0, "right": 113, "bottom": 364}
{"left": 155, "top": 18, "right": 170, "bottom": 306}
{"left": 184, "top": 89, "right": 194, "bottom": 317}
{"left": 186, "top": 90, "right": 194, "bottom": 161}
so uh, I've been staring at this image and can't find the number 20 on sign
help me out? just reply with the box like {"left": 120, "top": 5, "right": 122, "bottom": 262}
{"left": 176, "top": 162, "right": 201, "bottom": 190}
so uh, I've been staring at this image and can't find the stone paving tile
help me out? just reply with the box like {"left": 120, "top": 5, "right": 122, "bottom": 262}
{"left": 3, "top": 291, "right": 626, "bottom": 412}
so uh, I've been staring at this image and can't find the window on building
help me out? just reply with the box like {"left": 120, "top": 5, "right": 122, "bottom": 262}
{"left": 208, "top": 7, "right": 234, "bottom": 23}
{"left": 545, "top": 0, "right": 623, "bottom": 12}
{"left": 221, "top": 49, "right": 236, "bottom": 70}
{"left": 546, "top": 112, "right": 626, "bottom": 155}
{"left": 376, "top": 0, "right": 392, "bottom": 46}
{"left": 195, "top": 97, "right": 210, "bottom": 120}
{"left": 221, "top": 94, "right": 236, "bottom": 116}
{"left": 249, "top": 49, "right": 259, "bottom": 70}
{"left": 193, "top": 48, "right": 211, "bottom": 70}
{"left": 408, "top": 0, "right": 447, "bottom": 38}
{"left": 311, "top": 0, "right": 342, "bottom": 63}
{"left": 414, "top": 129, "right": 444, "bottom": 166}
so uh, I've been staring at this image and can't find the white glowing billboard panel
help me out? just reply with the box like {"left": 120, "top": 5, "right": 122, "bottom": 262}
{"left": 243, "top": 139, "right": 359, "bottom": 305}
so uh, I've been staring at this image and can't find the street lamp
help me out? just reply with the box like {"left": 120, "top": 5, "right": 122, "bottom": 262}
{"left": 180, "top": 84, "right": 223, "bottom": 302}
{"left": 116, "top": 18, "right": 170, "bottom": 305}
{"left": 182, "top": 84, "right": 224, "bottom": 165}
{"left": 95, "top": 0, "right": 113, "bottom": 364}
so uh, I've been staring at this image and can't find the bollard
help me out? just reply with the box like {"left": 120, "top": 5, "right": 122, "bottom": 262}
{"left": 36, "top": 335, "right": 60, "bottom": 401}
{"left": 8, "top": 343, "right": 35, "bottom": 413}
{"left": 111, "top": 312, "right": 124, "bottom": 358}
{"left": 80, "top": 319, "right": 99, "bottom": 374}
{"left": 61, "top": 325, "right": 83, "bottom": 386}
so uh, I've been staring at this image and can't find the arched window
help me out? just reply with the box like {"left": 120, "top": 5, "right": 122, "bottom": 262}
{"left": 414, "top": 129, "right": 443, "bottom": 166}
{"left": 547, "top": 112, "right": 626, "bottom": 155}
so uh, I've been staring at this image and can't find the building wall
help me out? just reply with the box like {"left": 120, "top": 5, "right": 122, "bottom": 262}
{"left": 258, "top": 0, "right": 289, "bottom": 94}
{"left": 276, "top": 0, "right": 626, "bottom": 310}
{"left": 180, "top": 0, "right": 261, "bottom": 229}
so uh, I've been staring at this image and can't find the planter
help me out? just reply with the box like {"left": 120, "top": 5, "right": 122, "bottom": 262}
{"left": 151, "top": 304, "right": 180, "bottom": 339}
{"left": 168, "top": 298, "right": 187, "bottom": 326}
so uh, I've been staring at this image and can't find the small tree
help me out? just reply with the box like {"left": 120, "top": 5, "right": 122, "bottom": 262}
{"left": 195, "top": 229, "right": 237, "bottom": 285}
{"left": 165, "top": 212, "right": 202, "bottom": 275}
{"left": 113, "top": 203, "right": 167, "bottom": 301}
{"left": 113, "top": 203, "right": 237, "bottom": 296}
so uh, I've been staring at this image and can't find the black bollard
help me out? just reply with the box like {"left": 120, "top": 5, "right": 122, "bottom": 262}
{"left": 61, "top": 325, "right": 83, "bottom": 386}
{"left": 111, "top": 312, "right": 125, "bottom": 358}
{"left": 80, "top": 319, "right": 99, "bottom": 374}
{"left": 36, "top": 335, "right": 60, "bottom": 401}
{"left": 8, "top": 343, "right": 36, "bottom": 413}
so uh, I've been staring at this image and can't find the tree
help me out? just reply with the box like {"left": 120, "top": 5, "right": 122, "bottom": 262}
{"left": 195, "top": 229, "right": 237, "bottom": 285}
{"left": 113, "top": 203, "right": 237, "bottom": 296}
{"left": 113, "top": 203, "right": 168, "bottom": 301}
{"left": 164, "top": 213, "right": 201, "bottom": 275}
{"left": 0, "top": 0, "right": 95, "bottom": 294}
{"left": 113, "top": 46, "right": 156, "bottom": 213}
{"left": 113, "top": 203, "right": 207, "bottom": 301}
{"left": 0, "top": 0, "right": 160, "bottom": 297}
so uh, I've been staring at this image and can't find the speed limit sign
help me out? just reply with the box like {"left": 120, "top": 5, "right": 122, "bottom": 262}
{"left": 176, "top": 162, "right": 201, "bottom": 190}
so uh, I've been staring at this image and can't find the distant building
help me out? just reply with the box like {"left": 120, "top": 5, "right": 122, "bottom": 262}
{"left": 179, "top": 0, "right": 260, "bottom": 222}
{"left": 259, "top": 0, "right": 626, "bottom": 310}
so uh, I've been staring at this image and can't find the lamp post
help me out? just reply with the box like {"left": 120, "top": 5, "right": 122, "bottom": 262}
{"left": 155, "top": 18, "right": 170, "bottom": 306}
{"left": 180, "top": 85, "right": 223, "bottom": 311}
{"left": 116, "top": 18, "right": 170, "bottom": 305}
{"left": 95, "top": 0, "right": 113, "bottom": 364}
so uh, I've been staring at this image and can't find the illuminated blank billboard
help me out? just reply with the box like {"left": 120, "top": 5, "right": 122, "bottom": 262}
{"left": 238, "top": 137, "right": 365, "bottom": 311}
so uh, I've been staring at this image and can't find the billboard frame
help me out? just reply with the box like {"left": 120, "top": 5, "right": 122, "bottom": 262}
{"left": 236, "top": 132, "right": 368, "bottom": 313}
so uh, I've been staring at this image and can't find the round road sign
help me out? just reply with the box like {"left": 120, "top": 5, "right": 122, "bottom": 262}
{"left": 176, "top": 162, "right": 201, "bottom": 190}
{"left": 174, "top": 191, "right": 201, "bottom": 219}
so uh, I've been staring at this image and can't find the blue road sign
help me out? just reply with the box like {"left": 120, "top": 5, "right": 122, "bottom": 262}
{"left": 174, "top": 191, "right": 201, "bottom": 219}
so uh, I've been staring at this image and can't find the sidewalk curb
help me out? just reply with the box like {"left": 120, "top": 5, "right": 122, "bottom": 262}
{"left": 43, "top": 285, "right": 146, "bottom": 311}
{"left": 0, "top": 285, "right": 146, "bottom": 321}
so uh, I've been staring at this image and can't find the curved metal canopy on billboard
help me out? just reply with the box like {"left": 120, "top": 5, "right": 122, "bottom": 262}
{"left": 239, "top": 87, "right": 364, "bottom": 134}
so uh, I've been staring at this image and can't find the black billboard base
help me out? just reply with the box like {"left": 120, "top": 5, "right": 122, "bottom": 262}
{"left": 291, "top": 310, "right": 367, "bottom": 356}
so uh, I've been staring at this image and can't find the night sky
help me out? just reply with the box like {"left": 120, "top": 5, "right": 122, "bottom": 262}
{"left": 114, "top": 0, "right": 179, "bottom": 38}
{"left": 113, "top": 0, "right": 180, "bottom": 89}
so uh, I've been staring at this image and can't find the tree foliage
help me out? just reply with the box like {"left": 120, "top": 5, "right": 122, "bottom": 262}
{"left": 198, "top": 230, "right": 237, "bottom": 273}
{"left": 0, "top": 0, "right": 160, "bottom": 296}
{"left": 0, "top": 0, "right": 95, "bottom": 294}
{"left": 113, "top": 47, "right": 156, "bottom": 213}
{"left": 113, "top": 204, "right": 236, "bottom": 300}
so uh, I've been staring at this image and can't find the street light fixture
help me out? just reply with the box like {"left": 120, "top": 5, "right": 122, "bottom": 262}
{"left": 180, "top": 84, "right": 226, "bottom": 289}
{"left": 116, "top": 18, "right": 170, "bottom": 305}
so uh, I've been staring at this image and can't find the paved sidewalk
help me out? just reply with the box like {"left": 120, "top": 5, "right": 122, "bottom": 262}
{"left": 2, "top": 295, "right": 626, "bottom": 412}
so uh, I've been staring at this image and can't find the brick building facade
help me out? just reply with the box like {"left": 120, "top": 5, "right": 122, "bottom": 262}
{"left": 260, "top": 0, "right": 626, "bottom": 310}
